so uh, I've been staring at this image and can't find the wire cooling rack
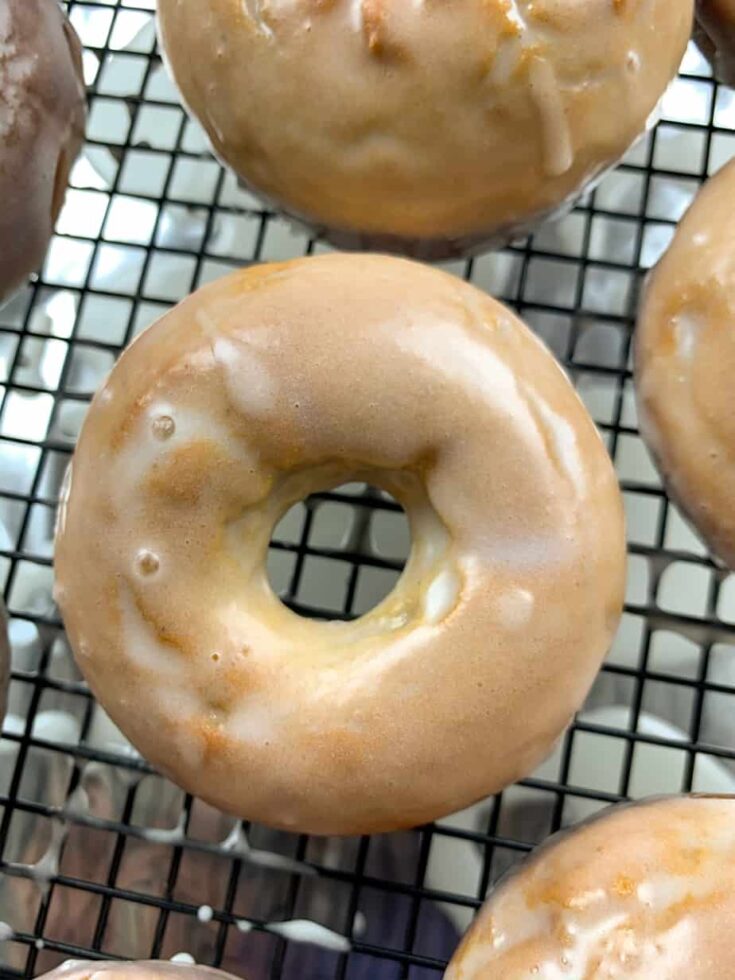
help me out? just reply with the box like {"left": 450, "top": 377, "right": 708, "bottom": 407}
{"left": 3, "top": 2, "right": 735, "bottom": 977}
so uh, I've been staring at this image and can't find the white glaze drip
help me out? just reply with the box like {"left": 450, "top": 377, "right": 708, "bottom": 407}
{"left": 496, "top": 587, "right": 534, "bottom": 630}
{"left": 528, "top": 55, "right": 573, "bottom": 177}
{"left": 528, "top": 390, "right": 587, "bottom": 496}
{"left": 423, "top": 567, "right": 460, "bottom": 625}
{"left": 212, "top": 334, "right": 277, "bottom": 416}
{"left": 55, "top": 462, "right": 73, "bottom": 541}
{"left": 169, "top": 953, "right": 196, "bottom": 965}
{"left": 141, "top": 811, "right": 186, "bottom": 845}
{"left": 236, "top": 917, "right": 351, "bottom": 952}
{"left": 241, "top": 0, "right": 275, "bottom": 37}
{"left": 673, "top": 311, "right": 702, "bottom": 362}
{"left": 12, "top": 819, "right": 69, "bottom": 898}
{"left": 221, "top": 822, "right": 316, "bottom": 875}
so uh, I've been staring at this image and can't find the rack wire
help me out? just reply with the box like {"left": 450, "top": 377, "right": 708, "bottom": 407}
{"left": 2, "top": 2, "right": 735, "bottom": 977}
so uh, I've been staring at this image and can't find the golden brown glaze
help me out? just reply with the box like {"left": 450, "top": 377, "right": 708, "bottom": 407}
{"left": 0, "top": 0, "right": 86, "bottom": 303}
{"left": 37, "top": 962, "right": 240, "bottom": 980}
{"left": 446, "top": 795, "right": 735, "bottom": 979}
{"left": 157, "top": 0, "right": 693, "bottom": 256}
{"left": 636, "top": 160, "right": 735, "bottom": 569}
{"left": 54, "top": 254, "right": 625, "bottom": 835}
{"left": 696, "top": 0, "right": 735, "bottom": 84}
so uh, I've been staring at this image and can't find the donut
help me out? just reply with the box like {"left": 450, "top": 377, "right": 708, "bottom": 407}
{"left": 54, "top": 253, "right": 625, "bottom": 835}
{"left": 695, "top": 0, "right": 735, "bottom": 84}
{"left": 446, "top": 795, "right": 735, "bottom": 978}
{"left": 0, "top": 0, "right": 86, "bottom": 304}
{"left": 37, "top": 961, "right": 240, "bottom": 980}
{"left": 0, "top": 600, "right": 9, "bottom": 722}
{"left": 635, "top": 159, "right": 735, "bottom": 569}
{"left": 157, "top": 0, "right": 693, "bottom": 257}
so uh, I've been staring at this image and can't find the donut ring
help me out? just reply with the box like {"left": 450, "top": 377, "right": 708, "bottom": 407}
{"left": 37, "top": 961, "right": 240, "bottom": 980}
{"left": 636, "top": 159, "right": 735, "bottom": 569}
{"left": 54, "top": 254, "right": 625, "bottom": 835}
{"left": 157, "top": 0, "right": 693, "bottom": 257}
{"left": 446, "top": 795, "right": 735, "bottom": 978}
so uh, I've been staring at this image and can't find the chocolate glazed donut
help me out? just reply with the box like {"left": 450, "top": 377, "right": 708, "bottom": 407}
{"left": 0, "top": 0, "right": 86, "bottom": 303}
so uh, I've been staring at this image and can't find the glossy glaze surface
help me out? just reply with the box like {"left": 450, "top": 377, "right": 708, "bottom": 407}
{"left": 636, "top": 159, "right": 735, "bottom": 569}
{"left": 447, "top": 796, "right": 735, "bottom": 979}
{"left": 54, "top": 254, "right": 625, "bottom": 835}
{"left": 0, "top": 0, "right": 86, "bottom": 302}
{"left": 157, "top": 0, "right": 692, "bottom": 253}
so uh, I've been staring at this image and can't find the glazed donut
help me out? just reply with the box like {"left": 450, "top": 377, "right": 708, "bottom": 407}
{"left": 446, "top": 795, "right": 735, "bottom": 978}
{"left": 0, "top": 0, "right": 86, "bottom": 303}
{"left": 0, "top": 600, "right": 9, "bottom": 723}
{"left": 54, "top": 253, "right": 625, "bottom": 835}
{"left": 37, "top": 961, "right": 240, "bottom": 980}
{"left": 157, "top": 0, "right": 693, "bottom": 257}
{"left": 635, "top": 159, "right": 735, "bottom": 569}
{"left": 695, "top": 0, "right": 735, "bottom": 84}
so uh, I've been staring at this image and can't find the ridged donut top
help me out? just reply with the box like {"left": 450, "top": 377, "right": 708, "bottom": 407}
{"left": 0, "top": 0, "right": 86, "bottom": 302}
{"left": 636, "top": 159, "right": 735, "bottom": 569}
{"left": 446, "top": 796, "right": 735, "bottom": 979}
{"left": 55, "top": 254, "right": 624, "bottom": 834}
{"left": 158, "top": 0, "right": 692, "bottom": 245}
{"left": 37, "top": 961, "right": 240, "bottom": 980}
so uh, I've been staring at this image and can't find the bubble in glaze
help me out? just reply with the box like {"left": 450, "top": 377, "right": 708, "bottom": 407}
{"left": 152, "top": 414, "right": 176, "bottom": 441}
{"left": 135, "top": 550, "right": 160, "bottom": 577}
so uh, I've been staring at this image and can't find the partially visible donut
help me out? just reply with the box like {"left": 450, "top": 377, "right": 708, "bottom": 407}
{"left": 446, "top": 795, "right": 735, "bottom": 978}
{"left": 695, "top": 0, "right": 735, "bottom": 84}
{"left": 0, "top": 0, "right": 86, "bottom": 303}
{"left": 635, "top": 158, "right": 735, "bottom": 568}
{"left": 37, "top": 961, "right": 241, "bottom": 980}
{"left": 158, "top": 0, "right": 693, "bottom": 256}
{"left": 54, "top": 253, "right": 625, "bottom": 835}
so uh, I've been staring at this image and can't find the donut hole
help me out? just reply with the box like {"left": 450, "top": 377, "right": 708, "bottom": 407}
{"left": 267, "top": 482, "right": 411, "bottom": 621}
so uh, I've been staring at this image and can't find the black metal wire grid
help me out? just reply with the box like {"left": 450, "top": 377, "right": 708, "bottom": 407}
{"left": 2, "top": 2, "right": 735, "bottom": 977}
